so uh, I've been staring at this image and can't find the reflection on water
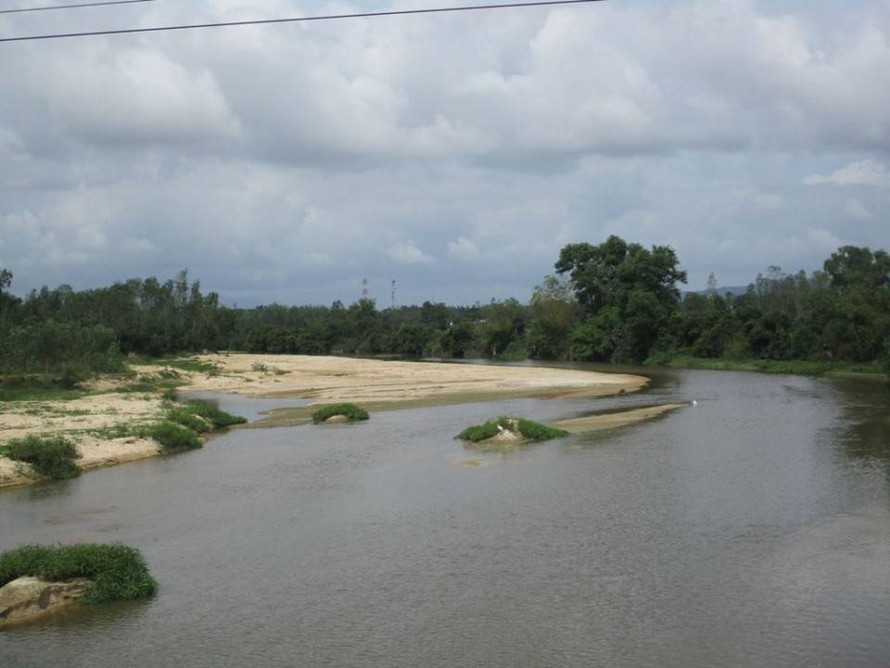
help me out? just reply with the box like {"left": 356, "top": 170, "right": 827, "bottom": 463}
{"left": 1, "top": 367, "right": 889, "bottom": 667}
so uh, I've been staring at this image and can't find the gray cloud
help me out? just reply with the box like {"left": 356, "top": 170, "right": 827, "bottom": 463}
{"left": 1, "top": 0, "right": 889, "bottom": 305}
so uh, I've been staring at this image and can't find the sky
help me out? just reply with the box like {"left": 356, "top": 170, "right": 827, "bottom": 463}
{"left": 1, "top": 0, "right": 889, "bottom": 307}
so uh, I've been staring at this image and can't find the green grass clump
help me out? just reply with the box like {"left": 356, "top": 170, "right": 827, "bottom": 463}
{"left": 180, "top": 400, "right": 247, "bottom": 428}
{"left": 0, "top": 543, "right": 158, "bottom": 604}
{"left": 456, "top": 417, "right": 569, "bottom": 443}
{"left": 166, "top": 408, "right": 212, "bottom": 433}
{"left": 140, "top": 421, "right": 202, "bottom": 452}
{"left": 0, "top": 375, "right": 85, "bottom": 402}
{"left": 311, "top": 403, "right": 370, "bottom": 424}
{"left": 454, "top": 421, "right": 501, "bottom": 442}
{"left": 141, "top": 400, "right": 246, "bottom": 453}
{"left": 2, "top": 436, "right": 80, "bottom": 480}
{"left": 512, "top": 418, "right": 570, "bottom": 441}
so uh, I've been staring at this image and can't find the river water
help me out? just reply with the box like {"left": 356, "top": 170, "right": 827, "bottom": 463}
{"left": 1, "top": 366, "right": 889, "bottom": 667}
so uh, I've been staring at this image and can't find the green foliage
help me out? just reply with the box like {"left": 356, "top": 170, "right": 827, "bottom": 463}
{"left": 141, "top": 421, "right": 202, "bottom": 452}
{"left": 0, "top": 375, "right": 86, "bottom": 402}
{"left": 180, "top": 399, "right": 247, "bottom": 428}
{"left": 166, "top": 408, "right": 212, "bottom": 433}
{"left": 311, "top": 403, "right": 370, "bottom": 423}
{"left": 556, "top": 236, "right": 687, "bottom": 363}
{"left": 455, "top": 417, "right": 569, "bottom": 443}
{"left": 454, "top": 421, "right": 501, "bottom": 442}
{"left": 3, "top": 436, "right": 80, "bottom": 480}
{"left": 2, "top": 243, "right": 889, "bottom": 373}
{"left": 0, "top": 543, "right": 158, "bottom": 604}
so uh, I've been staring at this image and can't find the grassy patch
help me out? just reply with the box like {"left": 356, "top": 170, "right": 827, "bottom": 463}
{"left": 112, "top": 373, "right": 184, "bottom": 394}
{"left": 311, "top": 403, "right": 370, "bottom": 424}
{"left": 179, "top": 400, "right": 247, "bottom": 428}
{"left": 456, "top": 417, "right": 569, "bottom": 443}
{"left": 138, "top": 421, "right": 202, "bottom": 452}
{"left": 649, "top": 355, "right": 889, "bottom": 377}
{"left": 0, "top": 375, "right": 86, "bottom": 402}
{"left": 2, "top": 436, "right": 80, "bottom": 480}
{"left": 0, "top": 543, "right": 158, "bottom": 604}
{"left": 140, "top": 400, "right": 246, "bottom": 452}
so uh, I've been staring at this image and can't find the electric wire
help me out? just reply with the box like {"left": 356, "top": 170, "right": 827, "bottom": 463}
{"left": 0, "top": 0, "right": 155, "bottom": 15}
{"left": 0, "top": 0, "right": 605, "bottom": 43}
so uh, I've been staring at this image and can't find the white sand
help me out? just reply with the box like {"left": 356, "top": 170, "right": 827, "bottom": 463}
{"left": 0, "top": 354, "right": 649, "bottom": 488}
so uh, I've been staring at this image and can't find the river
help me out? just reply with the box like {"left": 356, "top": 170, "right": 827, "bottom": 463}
{"left": 1, "top": 366, "right": 889, "bottom": 667}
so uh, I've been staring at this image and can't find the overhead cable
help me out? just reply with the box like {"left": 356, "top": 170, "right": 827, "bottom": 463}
{"left": 0, "top": 0, "right": 155, "bottom": 15}
{"left": 0, "top": 0, "right": 605, "bottom": 43}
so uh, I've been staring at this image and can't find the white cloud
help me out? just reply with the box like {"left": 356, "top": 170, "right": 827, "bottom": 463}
{"left": 803, "top": 160, "right": 890, "bottom": 187}
{"left": 388, "top": 241, "right": 434, "bottom": 265}
{"left": 447, "top": 236, "right": 481, "bottom": 262}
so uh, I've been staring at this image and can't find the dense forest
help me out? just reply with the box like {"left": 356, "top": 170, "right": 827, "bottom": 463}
{"left": 1, "top": 237, "right": 889, "bottom": 382}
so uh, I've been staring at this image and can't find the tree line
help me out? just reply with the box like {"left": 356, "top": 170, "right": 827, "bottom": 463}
{"left": 1, "top": 238, "right": 888, "bottom": 381}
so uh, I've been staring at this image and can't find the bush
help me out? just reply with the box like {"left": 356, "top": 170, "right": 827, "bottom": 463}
{"left": 3, "top": 436, "right": 80, "bottom": 479}
{"left": 0, "top": 543, "right": 158, "bottom": 604}
{"left": 141, "top": 421, "right": 202, "bottom": 452}
{"left": 180, "top": 400, "right": 247, "bottom": 428}
{"left": 167, "top": 408, "right": 212, "bottom": 433}
{"left": 311, "top": 403, "right": 370, "bottom": 424}
{"left": 456, "top": 417, "right": 569, "bottom": 443}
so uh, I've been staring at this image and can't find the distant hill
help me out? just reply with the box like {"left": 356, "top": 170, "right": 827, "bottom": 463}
{"left": 685, "top": 285, "right": 749, "bottom": 298}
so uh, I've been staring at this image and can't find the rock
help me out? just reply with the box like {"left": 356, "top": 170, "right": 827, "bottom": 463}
{"left": 323, "top": 414, "right": 350, "bottom": 424}
{"left": 0, "top": 576, "right": 88, "bottom": 630}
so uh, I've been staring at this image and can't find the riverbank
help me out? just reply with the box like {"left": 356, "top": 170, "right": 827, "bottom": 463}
{"left": 0, "top": 355, "right": 649, "bottom": 488}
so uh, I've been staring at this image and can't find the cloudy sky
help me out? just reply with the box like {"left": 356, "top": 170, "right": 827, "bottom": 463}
{"left": 1, "top": 0, "right": 889, "bottom": 306}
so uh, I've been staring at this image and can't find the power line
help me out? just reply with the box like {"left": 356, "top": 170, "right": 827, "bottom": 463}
{"left": 0, "top": 0, "right": 605, "bottom": 43}
{"left": 0, "top": 0, "right": 155, "bottom": 15}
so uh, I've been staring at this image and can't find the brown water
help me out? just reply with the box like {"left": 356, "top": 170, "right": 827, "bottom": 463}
{"left": 1, "top": 366, "right": 889, "bottom": 667}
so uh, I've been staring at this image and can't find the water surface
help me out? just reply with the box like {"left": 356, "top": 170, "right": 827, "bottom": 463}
{"left": 1, "top": 367, "right": 888, "bottom": 667}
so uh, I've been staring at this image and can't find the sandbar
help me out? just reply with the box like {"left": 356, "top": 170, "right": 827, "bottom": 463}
{"left": 0, "top": 354, "right": 649, "bottom": 488}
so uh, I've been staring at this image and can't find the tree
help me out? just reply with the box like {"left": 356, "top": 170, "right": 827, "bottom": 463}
{"left": 555, "top": 236, "right": 686, "bottom": 362}
{"left": 526, "top": 275, "right": 580, "bottom": 359}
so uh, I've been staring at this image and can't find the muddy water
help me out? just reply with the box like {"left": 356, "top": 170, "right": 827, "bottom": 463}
{"left": 1, "top": 367, "right": 889, "bottom": 667}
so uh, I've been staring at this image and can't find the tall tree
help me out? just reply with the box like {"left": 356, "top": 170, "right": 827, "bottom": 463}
{"left": 555, "top": 236, "right": 686, "bottom": 362}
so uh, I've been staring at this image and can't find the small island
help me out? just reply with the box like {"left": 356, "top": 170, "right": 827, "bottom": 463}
{"left": 456, "top": 417, "right": 570, "bottom": 445}
{"left": 312, "top": 403, "right": 370, "bottom": 424}
{"left": 0, "top": 543, "right": 158, "bottom": 630}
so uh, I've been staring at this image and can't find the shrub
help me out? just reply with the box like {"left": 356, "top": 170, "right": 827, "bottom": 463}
{"left": 181, "top": 400, "right": 247, "bottom": 428}
{"left": 0, "top": 543, "right": 158, "bottom": 604}
{"left": 141, "top": 421, "right": 202, "bottom": 452}
{"left": 454, "top": 421, "right": 501, "bottom": 442}
{"left": 311, "top": 403, "right": 370, "bottom": 424}
{"left": 512, "top": 418, "right": 570, "bottom": 441}
{"left": 3, "top": 436, "right": 80, "bottom": 479}
{"left": 167, "top": 408, "right": 212, "bottom": 433}
{"left": 456, "top": 417, "right": 569, "bottom": 443}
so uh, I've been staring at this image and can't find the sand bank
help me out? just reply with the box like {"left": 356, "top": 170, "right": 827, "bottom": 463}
{"left": 0, "top": 354, "right": 649, "bottom": 488}
{"left": 183, "top": 354, "right": 649, "bottom": 404}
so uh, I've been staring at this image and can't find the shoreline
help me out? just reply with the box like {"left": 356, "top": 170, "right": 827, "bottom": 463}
{"left": 0, "top": 354, "right": 649, "bottom": 488}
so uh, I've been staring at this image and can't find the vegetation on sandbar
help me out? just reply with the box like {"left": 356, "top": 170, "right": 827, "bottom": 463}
{"left": 1, "top": 436, "right": 80, "bottom": 480}
{"left": 0, "top": 543, "right": 158, "bottom": 604}
{"left": 311, "top": 403, "right": 370, "bottom": 424}
{"left": 456, "top": 417, "right": 569, "bottom": 443}
{"left": 147, "top": 399, "right": 247, "bottom": 452}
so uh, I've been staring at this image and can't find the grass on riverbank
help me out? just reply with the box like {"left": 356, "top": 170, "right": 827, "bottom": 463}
{"left": 145, "top": 399, "right": 248, "bottom": 452}
{"left": 456, "top": 417, "right": 569, "bottom": 443}
{"left": 311, "top": 403, "right": 370, "bottom": 424}
{"left": 0, "top": 436, "right": 80, "bottom": 480}
{"left": 0, "top": 543, "right": 158, "bottom": 604}
{"left": 649, "top": 355, "right": 890, "bottom": 378}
